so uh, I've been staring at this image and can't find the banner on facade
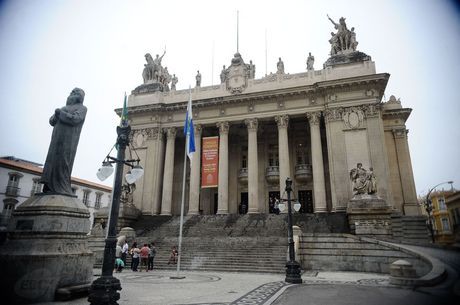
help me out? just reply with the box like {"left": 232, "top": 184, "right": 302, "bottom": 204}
{"left": 201, "top": 136, "right": 219, "bottom": 188}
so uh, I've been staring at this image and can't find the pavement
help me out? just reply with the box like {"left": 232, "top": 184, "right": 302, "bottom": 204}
{"left": 30, "top": 267, "right": 456, "bottom": 305}
{"left": 29, "top": 244, "right": 459, "bottom": 305}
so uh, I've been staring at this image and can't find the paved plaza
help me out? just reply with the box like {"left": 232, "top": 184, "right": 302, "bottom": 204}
{"left": 31, "top": 263, "right": 458, "bottom": 305}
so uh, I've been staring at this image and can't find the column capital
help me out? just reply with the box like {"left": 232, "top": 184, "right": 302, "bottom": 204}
{"left": 145, "top": 127, "right": 162, "bottom": 140}
{"left": 244, "top": 118, "right": 258, "bottom": 131}
{"left": 216, "top": 121, "right": 230, "bottom": 134}
{"left": 275, "top": 114, "right": 289, "bottom": 128}
{"left": 392, "top": 128, "right": 408, "bottom": 139}
{"left": 306, "top": 111, "right": 322, "bottom": 125}
{"left": 194, "top": 124, "right": 202, "bottom": 136}
{"left": 324, "top": 107, "right": 343, "bottom": 123}
{"left": 165, "top": 127, "right": 177, "bottom": 139}
{"left": 362, "top": 104, "right": 381, "bottom": 118}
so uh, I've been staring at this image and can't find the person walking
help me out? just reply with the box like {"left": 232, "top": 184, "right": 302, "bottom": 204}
{"left": 148, "top": 242, "right": 157, "bottom": 270}
{"left": 140, "top": 243, "right": 150, "bottom": 272}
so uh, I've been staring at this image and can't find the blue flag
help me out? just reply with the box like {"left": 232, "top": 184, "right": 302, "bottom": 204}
{"left": 184, "top": 87, "right": 195, "bottom": 162}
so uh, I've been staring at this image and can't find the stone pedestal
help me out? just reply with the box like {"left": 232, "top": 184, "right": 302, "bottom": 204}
{"left": 0, "top": 194, "right": 93, "bottom": 304}
{"left": 347, "top": 194, "right": 393, "bottom": 236}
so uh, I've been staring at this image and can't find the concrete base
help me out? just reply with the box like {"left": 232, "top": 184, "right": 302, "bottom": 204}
{"left": 0, "top": 194, "right": 93, "bottom": 304}
{"left": 347, "top": 195, "right": 393, "bottom": 236}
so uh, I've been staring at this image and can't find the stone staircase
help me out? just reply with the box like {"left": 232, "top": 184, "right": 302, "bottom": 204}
{"left": 390, "top": 215, "right": 430, "bottom": 244}
{"left": 126, "top": 213, "right": 348, "bottom": 273}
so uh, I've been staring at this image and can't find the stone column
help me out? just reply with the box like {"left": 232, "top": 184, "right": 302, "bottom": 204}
{"left": 393, "top": 128, "right": 419, "bottom": 215}
{"left": 141, "top": 127, "right": 163, "bottom": 215}
{"left": 364, "top": 105, "right": 393, "bottom": 205}
{"left": 217, "top": 121, "right": 230, "bottom": 214}
{"left": 245, "top": 118, "right": 259, "bottom": 213}
{"left": 161, "top": 127, "right": 177, "bottom": 215}
{"left": 275, "top": 115, "right": 291, "bottom": 195}
{"left": 153, "top": 129, "right": 165, "bottom": 214}
{"left": 188, "top": 124, "right": 202, "bottom": 215}
{"left": 306, "top": 112, "right": 327, "bottom": 213}
{"left": 324, "top": 107, "right": 348, "bottom": 212}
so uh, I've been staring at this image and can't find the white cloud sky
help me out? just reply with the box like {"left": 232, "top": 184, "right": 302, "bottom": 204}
{"left": 0, "top": 0, "right": 459, "bottom": 195}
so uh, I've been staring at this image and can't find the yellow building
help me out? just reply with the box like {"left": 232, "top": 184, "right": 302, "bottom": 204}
{"left": 446, "top": 191, "right": 460, "bottom": 245}
{"left": 430, "top": 190, "right": 455, "bottom": 244}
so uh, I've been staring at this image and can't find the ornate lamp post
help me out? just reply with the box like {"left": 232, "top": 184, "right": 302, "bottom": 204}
{"left": 284, "top": 177, "right": 302, "bottom": 284}
{"left": 424, "top": 181, "right": 453, "bottom": 243}
{"left": 88, "top": 121, "right": 144, "bottom": 304}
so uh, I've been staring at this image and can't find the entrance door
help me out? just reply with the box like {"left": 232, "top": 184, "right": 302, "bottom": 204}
{"left": 268, "top": 191, "right": 280, "bottom": 213}
{"left": 298, "top": 190, "right": 313, "bottom": 213}
{"left": 239, "top": 192, "right": 248, "bottom": 214}
{"left": 213, "top": 193, "right": 218, "bottom": 214}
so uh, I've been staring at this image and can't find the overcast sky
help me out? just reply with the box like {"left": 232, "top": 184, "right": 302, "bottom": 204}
{"left": 0, "top": 0, "right": 459, "bottom": 196}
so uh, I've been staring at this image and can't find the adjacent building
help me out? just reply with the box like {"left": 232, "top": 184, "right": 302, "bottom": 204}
{"left": 0, "top": 156, "right": 112, "bottom": 230}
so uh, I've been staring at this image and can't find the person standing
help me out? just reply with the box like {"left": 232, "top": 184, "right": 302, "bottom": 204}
{"left": 148, "top": 242, "right": 156, "bottom": 270}
{"left": 131, "top": 242, "right": 140, "bottom": 272}
{"left": 140, "top": 243, "right": 150, "bottom": 272}
{"left": 121, "top": 240, "right": 129, "bottom": 264}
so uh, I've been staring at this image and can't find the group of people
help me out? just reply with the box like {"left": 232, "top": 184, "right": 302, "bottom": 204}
{"left": 114, "top": 241, "right": 179, "bottom": 272}
{"left": 269, "top": 196, "right": 281, "bottom": 214}
{"left": 115, "top": 241, "right": 157, "bottom": 272}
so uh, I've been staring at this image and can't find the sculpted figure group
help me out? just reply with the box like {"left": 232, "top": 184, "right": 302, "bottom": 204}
{"left": 327, "top": 15, "right": 359, "bottom": 55}
{"left": 220, "top": 53, "right": 256, "bottom": 84}
{"left": 349, "top": 163, "right": 377, "bottom": 196}
{"left": 142, "top": 50, "right": 177, "bottom": 90}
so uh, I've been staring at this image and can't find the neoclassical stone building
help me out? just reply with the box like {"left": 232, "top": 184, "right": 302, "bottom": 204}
{"left": 123, "top": 19, "right": 419, "bottom": 218}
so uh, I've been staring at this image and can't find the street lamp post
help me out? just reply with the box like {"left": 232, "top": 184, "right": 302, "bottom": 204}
{"left": 284, "top": 177, "right": 302, "bottom": 284}
{"left": 88, "top": 124, "right": 143, "bottom": 305}
{"left": 424, "top": 181, "right": 453, "bottom": 243}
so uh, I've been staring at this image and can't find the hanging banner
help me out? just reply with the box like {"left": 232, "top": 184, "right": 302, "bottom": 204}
{"left": 201, "top": 136, "right": 219, "bottom": 188}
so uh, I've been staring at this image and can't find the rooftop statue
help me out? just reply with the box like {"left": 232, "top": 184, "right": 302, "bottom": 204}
{"left": 327, "top": 14, "right": 359, "bottom": 55}
{"left": 139, "top": 50, "right": 174, "bottom": 92}
{"left": 40, "top": 88, "right": 87, "bottom": 196}
{"left": 277, "top": 57, "right": 285, "bottom": 74}
{"left": 306, "top": 52, "right": 315, "bottom": 71}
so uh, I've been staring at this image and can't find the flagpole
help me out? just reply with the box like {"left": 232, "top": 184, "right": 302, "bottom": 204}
{"left": 175, "top": 133, "right": 187, "bottom": 278}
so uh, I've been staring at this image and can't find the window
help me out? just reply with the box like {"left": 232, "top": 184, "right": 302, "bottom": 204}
{"left": 295, "top": 141, "right": 309, "bottom": 165}
{"left": 95, "top": 192, "right": 103, "bottom": 209}
{"left": 6, "top": 172, "right": 23, "bottom": 196}
{"left": 267, "top": 144, "right": 279, "bottom": 167}
{"left": 71, "top": 186, "right": 78, "bottom": 195}
{"left": 82, "top": 190, "right": 91, "bottom": 207}
{"left": 438, "top": 197, "right": 446, "bottom": 210}
{"left": 441, "top": 218, "right": 450, "bottom": 231}
{"left": 31, "top": 178, "right": 42, "bottom": 196}
{"left": 241, "top": 155, "right": 247, "bottom": 168}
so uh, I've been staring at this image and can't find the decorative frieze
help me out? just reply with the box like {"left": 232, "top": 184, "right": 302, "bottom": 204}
{"left": 217, "top": 121, "right": 230, "bottom": 134}
{"left": 275, "top": 114, "right": 289, "bottom": 128}
{"left": 324, "top": 107, "right": 343, "bottom": 122}
{"left": 342, "top": 107, "right": 365, "bottom": 129}
{"left": 245, "top": 118, "right": 258, "bottom": 131}
{"left": 306, "top": 111, "right": 322, "bottom": 125}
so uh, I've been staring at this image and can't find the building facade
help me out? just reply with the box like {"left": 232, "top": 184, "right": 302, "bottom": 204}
{"left": 0, "top": 156, "right": 112, "bottom": 230}
{"left": 122, "top": 20, "right": 419, "bottom": 218}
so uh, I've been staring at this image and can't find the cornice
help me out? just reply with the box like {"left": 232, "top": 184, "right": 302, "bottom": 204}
{"left": 115, "top": 73, "right": 390, "bottom": 116}
{"left": 382, "top": 108, "right": 412, "bottom": 122}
